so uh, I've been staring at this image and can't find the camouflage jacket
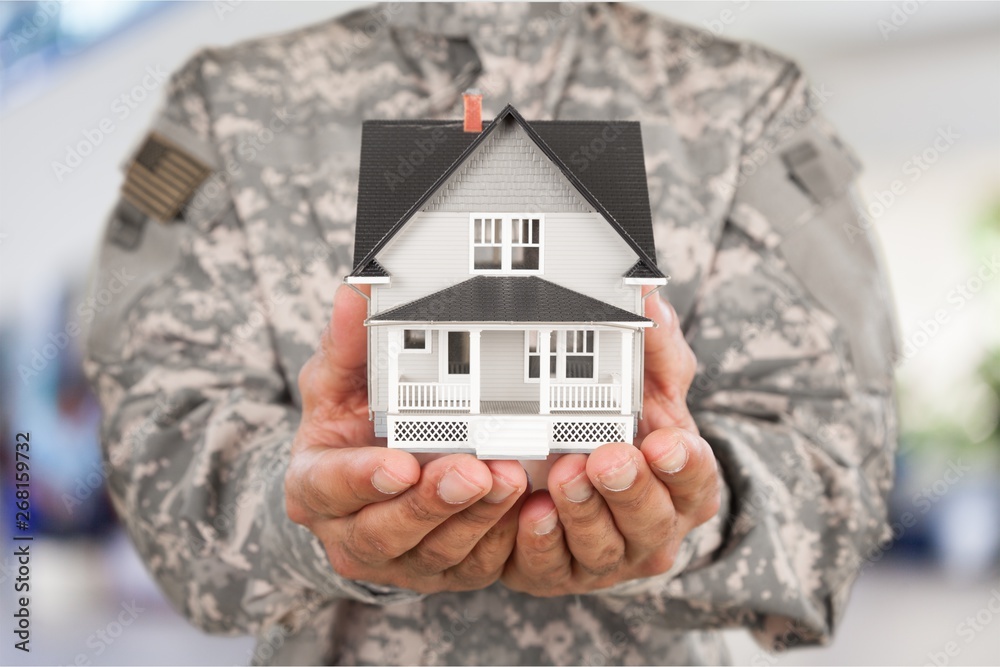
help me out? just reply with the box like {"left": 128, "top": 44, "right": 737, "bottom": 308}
{"left": 83, "top": 3, "right": 899, "bottom": 665}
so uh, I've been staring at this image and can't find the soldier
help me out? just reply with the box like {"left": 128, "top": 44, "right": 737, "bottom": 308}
{"left": 83, "top": 3, "right": 899, "bottom": 665}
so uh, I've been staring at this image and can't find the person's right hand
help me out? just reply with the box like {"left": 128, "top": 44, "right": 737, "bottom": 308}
{"left": 285, "top": 285, "right": 528, "bottom": 593}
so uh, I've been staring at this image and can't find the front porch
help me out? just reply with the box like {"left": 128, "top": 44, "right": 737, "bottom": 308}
{"left": 386, "top": 326, "right": 636, "bottom": 416}
{"left": 394, "top": 398, "right": 625, "bottom": 415}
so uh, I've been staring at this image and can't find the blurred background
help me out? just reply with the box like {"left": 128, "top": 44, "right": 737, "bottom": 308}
{"left": 1, "top": 1, "right": 998, "bottom": 665}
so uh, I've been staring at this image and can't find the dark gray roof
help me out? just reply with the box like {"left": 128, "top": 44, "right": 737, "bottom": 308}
{"left": 369, "top": 276, "right": 651, "bottom": 324}
{"left": 356, "top": 259, "right": 388, "bottom": 277}
{"left": 351, "top": 104, "right": 661, "bottom": 278}
{"left": 625, "top": 261, "right": 663, "bottom": 279}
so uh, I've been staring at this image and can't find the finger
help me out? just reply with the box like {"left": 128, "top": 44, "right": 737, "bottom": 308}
{"left": 300, "top": 284, "right": 370, "bottom": 411}
{"left": 406, "top": 461, "right": 527, "bottom": 578}
{"left": 502, "top": 491, "right": 573, "bottom": 596}
{"left": 445, "top": 463, "right": 529, "bottom": 590}
{"left": 641, "top": 427, "right": 722, "bottom": 525}
{"left": 344, "top": 454, "right": 492, "bottom": 563}
{"left": 286, "top": 445, "right": 420, "bottom": 522}
{"left": 547, "top": 454, "right": 627, "bottom": 577}
{"left": 583, "top": 443, "right": 678, "bottom": 563}
{"left": 642, "top": 290, "right": 698, "bottom": 431}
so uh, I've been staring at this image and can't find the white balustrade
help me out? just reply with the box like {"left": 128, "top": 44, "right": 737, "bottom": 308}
{"left": 549, "top": 383, "right": 622, "bottom": 411}
{"left": 398, "top": 382, "right": 471, "bottom": 410}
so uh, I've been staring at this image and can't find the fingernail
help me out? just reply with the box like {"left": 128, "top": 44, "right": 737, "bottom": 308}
{"left": 652, "top": 439, "right": 689, "bottom": 474}
{"left": 560, "top": 472, "right": 594, "bottom": 503}
{"left": 371, "top": 466, "right": 411, "bottom": 495}
{"left": 598, "top": 458, "right": 638, "bottom": 492}
{"left": 483, "top": 474, "right": 518, "bottom": 504}
{"left": 533, "top": 508, "right": 559, "bottom": 536}
{"left": 438, "top": 468, "right": 485, "bottom": 504}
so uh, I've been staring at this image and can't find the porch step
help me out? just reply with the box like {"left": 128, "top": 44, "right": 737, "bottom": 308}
{"left": 473, "top": 419, "right": 549, "bottom": 460}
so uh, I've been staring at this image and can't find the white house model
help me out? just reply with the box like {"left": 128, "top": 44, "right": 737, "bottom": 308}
{"left": 347, "top": 94, "right": 666, "bottom": 459}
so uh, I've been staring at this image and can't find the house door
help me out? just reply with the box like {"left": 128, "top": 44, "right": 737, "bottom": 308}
{"left": 442, "top": 331, "right": 470, "bottom": 379}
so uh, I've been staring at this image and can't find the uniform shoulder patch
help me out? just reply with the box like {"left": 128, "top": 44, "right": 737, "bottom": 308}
{"left": 122, "top": 132, "right": 211, "bottom": 222}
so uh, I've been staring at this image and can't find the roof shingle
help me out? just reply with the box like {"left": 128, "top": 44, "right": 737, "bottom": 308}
{"left": 352, "top": 105, "right": 661, "bottom": 278}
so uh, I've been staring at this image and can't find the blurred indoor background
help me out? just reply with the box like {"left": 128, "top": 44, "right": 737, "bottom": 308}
{"left": 1, "top": 2, "right": 998, "bottom": 665}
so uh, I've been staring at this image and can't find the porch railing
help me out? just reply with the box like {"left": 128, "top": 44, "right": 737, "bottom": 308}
{"left": 549, "top": 383, "right": 622, "bottom": 411}
{"left": 398, "top": 382, "right": 471, "bottom": 410}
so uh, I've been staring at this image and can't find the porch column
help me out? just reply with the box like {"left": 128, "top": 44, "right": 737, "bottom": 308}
{"left": 620, "top": 329, "right": 633, "bottom": 415}
{"left": 388, "top": 328, "right": 401, "bottom": 413}
{"left": 469, "top": 329, "right": 481, "bottom": 414}
{"left": 539, "top": 329, "right": 551, "bottom": 415}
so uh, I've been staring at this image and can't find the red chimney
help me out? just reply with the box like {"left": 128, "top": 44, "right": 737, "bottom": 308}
{"left": 463, "top": 89, "right": 482, "bottom": 133}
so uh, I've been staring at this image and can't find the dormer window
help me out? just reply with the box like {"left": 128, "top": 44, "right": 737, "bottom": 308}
{"left": 470, "top": 214, "right": 543, "bottom": 274}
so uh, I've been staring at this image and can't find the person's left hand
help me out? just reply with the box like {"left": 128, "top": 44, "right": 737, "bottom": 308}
{"left": 502, "top": 293, "right": 722, "bottom": 596}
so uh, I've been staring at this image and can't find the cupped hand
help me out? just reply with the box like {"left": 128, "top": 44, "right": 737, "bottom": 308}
{"left": 503, "top": 293, "right": 722, "bottom": 596}
{"left": 285, "top": 285, "right": 528, "bottom": 594}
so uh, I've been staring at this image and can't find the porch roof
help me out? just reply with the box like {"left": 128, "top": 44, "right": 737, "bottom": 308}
{"left": 368, "top": 276, "right": 652, "bottom": 325}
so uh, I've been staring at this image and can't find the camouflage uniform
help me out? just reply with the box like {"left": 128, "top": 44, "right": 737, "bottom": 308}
{"left": 83, "top": 3, "right": 899, "bottom": 665}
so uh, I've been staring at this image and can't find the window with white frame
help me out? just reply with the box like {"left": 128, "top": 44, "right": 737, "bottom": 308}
{"left": 470, "top": 214, "right": 543, "bottom": 273}
{"left": 472, "top": 216, "right": 503, "bottom": 270}
{"left": 525, "top": 331, "right": 556, "bottom": 380}
{"left": 402, "top": 329, "right": 430, "bottom": 352}
{"left": 564, "top": 330, "right": 596, "bottom": 379}
{"left": 511, "top": 216, "right": 541, "bottom": 271}
{"left": 525, "top": 329, "right": 597, "bottom": 381}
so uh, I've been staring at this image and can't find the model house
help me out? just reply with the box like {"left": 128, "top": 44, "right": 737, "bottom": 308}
{"left": 347, "top": 93, "right": 666, "bottom": 459}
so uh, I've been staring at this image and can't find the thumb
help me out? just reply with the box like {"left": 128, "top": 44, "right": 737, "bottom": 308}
{"left": 300, "top": 284, "right": 370, "bottom": 409}
{"left": 643, "top": 289, "right": 697, "bottom": 403}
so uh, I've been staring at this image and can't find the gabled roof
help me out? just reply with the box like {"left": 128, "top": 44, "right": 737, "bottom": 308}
{"left": 368, "top": 276, "right": 652, "bottom": 325}
{"left": 351, "top": 104, "right": 662, "bottom": 279}
{"left": 625, "top": 261, "right": 663, "bottom": 279}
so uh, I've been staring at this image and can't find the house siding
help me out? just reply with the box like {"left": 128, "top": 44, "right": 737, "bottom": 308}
{"left": 424, "top": 120, "right": 592, "bottom": 214}
{"left": 375, "top": 210, "right": 639, "bottom": 312}
{"left": 397, "top": 329, "right": 438, "bottom": 383}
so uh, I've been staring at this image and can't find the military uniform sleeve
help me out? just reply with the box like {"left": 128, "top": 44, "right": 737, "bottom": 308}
{"left": 605, "top": 56, "right": 899, "bottom": 650}
{"left": 83, "top": 52, "right": 422, "bottom": 636}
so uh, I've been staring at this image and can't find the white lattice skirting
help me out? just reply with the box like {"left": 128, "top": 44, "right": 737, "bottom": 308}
{"left": 552, "top": 421, "right": 627, "bottom": 443}
{"left": 393, "top": 420, "right": 469, "bottom": 443}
